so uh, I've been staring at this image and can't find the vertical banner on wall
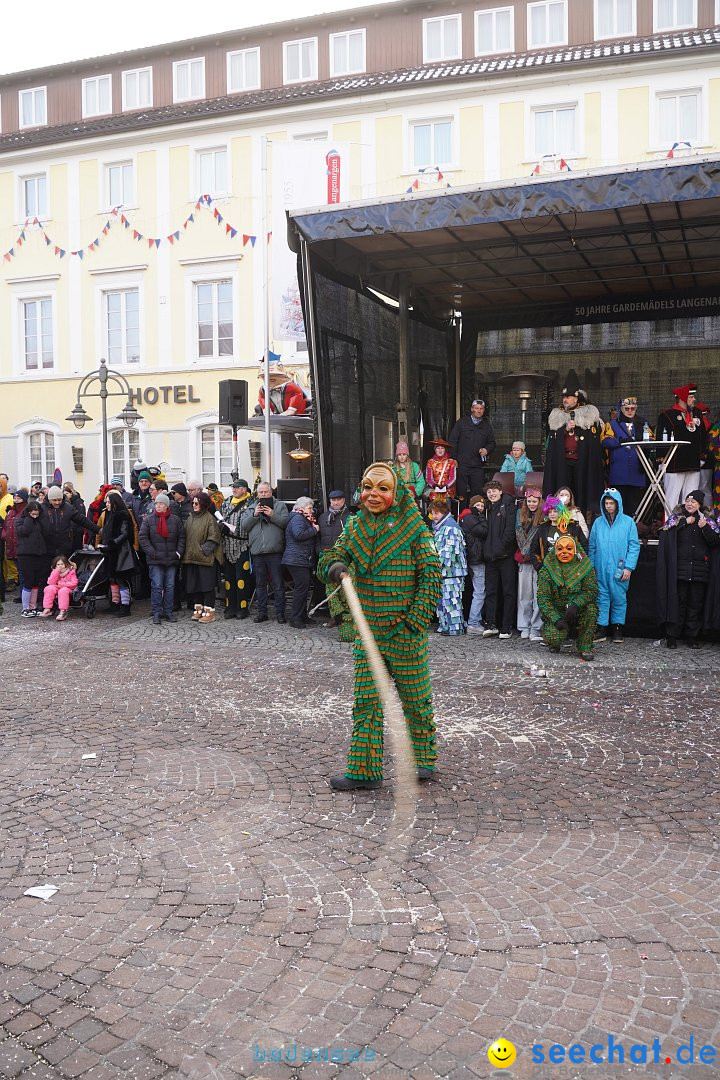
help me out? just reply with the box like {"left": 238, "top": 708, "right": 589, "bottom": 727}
{"left": 271, "top": 141, "right": 349, "bottom": 341}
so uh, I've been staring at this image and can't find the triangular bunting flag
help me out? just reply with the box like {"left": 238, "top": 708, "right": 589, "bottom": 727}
{"left": 167, "top": 235, "right": 175, "bottom": 245}
{"left": 44, "top": 234, "right": 51, "bottom": 245}
{"left": 213, "top": 208, "right": 220, "bottom": 219}
{"left": 243, "top": 234, "right": 250, "bottom": 246}
{"left": 174, "top": 230, "right": 180, "bottom": 240}
{"left": 154, "top": 238, "right": 161, "bottom": 248}
{"left": 229, "top": 228, "right": 237, "bottom": 238}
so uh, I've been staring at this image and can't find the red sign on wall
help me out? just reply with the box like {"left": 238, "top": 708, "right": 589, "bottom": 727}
{"left": 326, "top": 150, "right": 341, "bottom": 204}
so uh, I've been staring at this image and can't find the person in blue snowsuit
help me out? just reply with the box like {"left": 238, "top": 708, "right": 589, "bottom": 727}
{"left": 588, "top": 487, "right": 640, "bottom": 644}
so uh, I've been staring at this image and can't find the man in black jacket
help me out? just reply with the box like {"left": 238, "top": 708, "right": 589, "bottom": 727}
{"left": 481, "top": 480, "right": 517, "bottom": 639}
{"left": 41, "top": 486, "right": 98, "bottom": 558}
{"left": 449, "top": 400, "right": 497, "bottom": 505}
{"left": 656, "top": 490, "right": 720, "bottom": 649}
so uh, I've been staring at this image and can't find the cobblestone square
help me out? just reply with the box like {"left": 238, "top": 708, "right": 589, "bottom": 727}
{"left": 0, "top": 603, "right": 718, "bottom": 1079}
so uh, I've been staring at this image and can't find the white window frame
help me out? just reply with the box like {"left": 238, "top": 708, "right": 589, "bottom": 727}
{"left": 104, "top": 160, "right": 134, "bottom": 210}
{"left": 423, "top": 14, "right": 463, "bottom": 62}
{"left": 475, "top": 7, "right": 515, "bottom": 54}
{"left": 104, "top": 287, "right": 141, "bottom": 367}
{"left": 199, "top": 424, "right": 234, "bottom": 488}
{"left": 195, "top": 146, "right": 229, "bottom": 199}
{"left": 226, "top": 47, "right": 261, "bottom": 93}
{"left": 593, "top": 0, "right": 637, "bottom": 37}
{"left": 408, "top": 117, "right": 455, "bottom": 171}
{"left": 20, "top": 172, "right": 48, "bottom": 220}
{"left": 109, "top": 424, "right": 143, "bottom": 488}
{"left": 329, "top": 29, "right": 367, "bottom": 76}
{"left": 82, "top": 74, "right": 112, "bottom": 118}
{"left": 283, "top": 37, "right": 319, "bottom": 83}
{"left": 530, "top": 102, "right": 580, "bottom": 158}
{"left": 653, "top": 88, "right": 702, "bottom": 148}
{"left": 653, "top": 0, "right": 696, "bottom": 30}
{"left": 193, "top": 278, "right": 235, "bottom": 361}
{"left": 20, "top": 296, "right": 54, "bottom": 373}
{"left": 122, "top": 67, "right": 153, "bottom": 111}
{"left": 173, "top": 57, "right": 206, "bottom": 103}
{"left": 28, "top": 431, "right": 57, "bottom": 486}
{"left": 19, "top": 86, "right": 47, "bottom": 129}
{"left": 527, "top": 0, "right": 568, "bottom": 47}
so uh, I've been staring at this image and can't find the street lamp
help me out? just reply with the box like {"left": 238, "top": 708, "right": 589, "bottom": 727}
{"left": 66, "top": 358, "right": 143, "bottom": 484}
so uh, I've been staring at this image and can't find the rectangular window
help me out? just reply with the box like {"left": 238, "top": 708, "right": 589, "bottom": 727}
{"left": 411, "top": 120, "right": 453, "bottom": 169}
{"left": 23, "top": 299, "right": 53, "bottom": 371}
{"left": 29, "top": 432, "right": 56, "bottom": 486}
{"left": 283, "top": 37, "right": 318, "bottom": 83}
{"left": 654, "top": 0, "right": 696, "bottom": 28}
{"left": 201, "top": 426, "right": 234, "bottom": 487}
{"left": 173, "top": 58, "right": 205, "bottom": 102}
{"left": 227, "top": 48, "right": 260, "bottom": 92}
{"left": 595, "top": 0, "right": 635, "bottom": 36}
{"left": 106, "top": 162, "right": 133, "bottom": 208}
{"left": 196, "top": 280, "right": 233, "bottom": 358}
{"left": 423, "top": 15, "right": 462, "bottom": 62}
{"left": 111, "top": 429, "right": 140, "bottom": 486}
{"left": 82, "top": 75, "right": 112, "bottom": 118}
{"left": 19, "top": 86, "right": 47, "bottom": 128}
{"left": 122, "top": 67, "right": 153, "bottom": 110}
{"left": 105, "top": 289, "right": 140, "bottom": 365}
{"left": 533, "top": 105, "right": 577, "bottom": 156}
{"left": 656, "top": 90, "right": 700, "bottom": 145}
{"left": 196, "top": 148, "right": 228, "bottom": 196}
{"left": 528, "top": 0, "right": 567, "bottom": 46}
{"left": 475, "top": 7, "right": 514, "bottom": 53}
{"left": 22, "top": 174, "right": 48, "bottom": 219}
{"left": 329, "top": 29, "right": 366, "bottom": 75}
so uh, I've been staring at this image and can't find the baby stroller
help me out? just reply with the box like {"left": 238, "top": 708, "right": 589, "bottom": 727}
{"left": 70, "top": 546, "right": 111, "bottom": 619}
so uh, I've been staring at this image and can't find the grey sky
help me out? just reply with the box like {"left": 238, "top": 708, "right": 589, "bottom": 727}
{"left": 2, "top": 0, "right": 396, "bottom": 75}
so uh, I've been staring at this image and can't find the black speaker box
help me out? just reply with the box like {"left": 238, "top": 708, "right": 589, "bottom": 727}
{"left": 218, "top": 380, "right": 248, "bottom": 427}
{"left": 276, "top": 478, "right": 311, "bottom": 502}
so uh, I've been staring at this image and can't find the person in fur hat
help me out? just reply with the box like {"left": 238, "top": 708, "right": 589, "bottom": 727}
{"left": 656, "top": 383, "right": 708, "bottom": 510}
{"left": 543, "top": 380, "right": 604, "bottom": 521}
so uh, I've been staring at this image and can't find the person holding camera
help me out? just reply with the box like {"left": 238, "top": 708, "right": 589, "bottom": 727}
{"left": 240, "top": 482, "right": 289, "bottom": 624}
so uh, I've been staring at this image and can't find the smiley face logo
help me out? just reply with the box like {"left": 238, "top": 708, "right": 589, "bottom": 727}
{"left": 488, "top": 1038, "right": 517, "bottom": 1068}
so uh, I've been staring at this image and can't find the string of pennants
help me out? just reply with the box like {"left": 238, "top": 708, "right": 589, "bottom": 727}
{"left": 2, "top": 194, "right": 271, "bottom": 263}
{"left": 531, "top": 155, "right": 572, "bottom": 175}
{"left": 666, "top": 141, "right": 693, "bottom": 158}
{"left": 405, "top": 166, "right": 451, "bottom": 194}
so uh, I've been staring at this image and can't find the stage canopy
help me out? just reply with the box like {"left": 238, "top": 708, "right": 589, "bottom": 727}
{"left": 289, "top": 155, "right": 720, "bottom": 329}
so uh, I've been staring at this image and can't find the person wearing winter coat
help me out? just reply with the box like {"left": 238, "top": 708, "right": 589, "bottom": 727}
{"left": 139, "top": 493, "right": 186, "bottom": 624}
{"left": 282, "top": 497, "right": 320, "bottom": 629}
{"left": 481, "top": 479, "right": 517, "bottom": 639}
{"left": 2, "top": 488, "right": 28, "bottom": 592}
{"left": 515, "top": 486, "right": 544, "bottom": 642}
{"left": 656, "top": 490, "right": 720, "bottom": 649}
{"left": 600, "top": 396, "right": 651, "bottom": 519}
{"left": 216, "top": 479, "right": 253, "bottom": 621}
{"left": 543, "top": 382, "right": 604, "bottom": 521}
{"left": 62, "top": 483, "right": 88, "bottom": 551}
{"left": 429, "top": 500, "right": 467, "bottom": 635}
{"left": 500, "top": 442, "right": 534, "bottom": 494}
{"left": 588, "top": 487, "right": 640, "bottom": 643}
{"left": 459, "top": 493, "right": 489, "bottom": 634}
{"left": 183, "top": 492, "right": 223, "bottom": 624}
{"left": 39, "top": 555, "right": 79, "bottom": 622}
{"left": 240, "top": 483, "right": 289, "bottom": 623}
{"left": 15, "top": 500, "right": 51, "bottom": 617}
{"left": 42, "top": 486, "right": 98, "bottom": 558}
{"left": 392, "top": 441, "right": 426, "bottom": 501}
{"left": 449, "top": 400, "right": 497, "bottom": 503}
{"left": 314, "top": 490, "right": 354, "bottom": 640}
{"left": 99, "top": 491, "right": 139, "bottom": 616}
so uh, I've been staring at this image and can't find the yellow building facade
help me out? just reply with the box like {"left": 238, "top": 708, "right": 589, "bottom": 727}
{"left": 1, "top": 30, "right": 719, "bottom": 495}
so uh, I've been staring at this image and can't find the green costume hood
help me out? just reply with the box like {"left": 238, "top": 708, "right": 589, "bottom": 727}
{"left": 542, "top": 546, "right": 594, "bottom": 590}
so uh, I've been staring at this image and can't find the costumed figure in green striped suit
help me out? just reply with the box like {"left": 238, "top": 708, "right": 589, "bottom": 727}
{"left": 537, "top": 533, "right": 599, "bottom": 661}
{"left": 318, "top": 463, "right": 442, "bottom": 791}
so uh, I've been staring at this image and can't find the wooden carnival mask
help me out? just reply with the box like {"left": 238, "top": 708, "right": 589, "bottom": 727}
{"left": 555, "top": 535, "right": 577, "bottom": 563}
{"left": 360, "top": 464, "right": 397, "bottom": 514}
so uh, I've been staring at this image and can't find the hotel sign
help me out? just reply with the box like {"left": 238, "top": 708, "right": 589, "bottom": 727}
{"left": 128, "top": 385, "right": 201, "bottom": 406}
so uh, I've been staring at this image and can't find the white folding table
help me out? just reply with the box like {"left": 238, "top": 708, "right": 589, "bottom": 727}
{"left": 621, "top": 440, "right": 690, "bottom": 521}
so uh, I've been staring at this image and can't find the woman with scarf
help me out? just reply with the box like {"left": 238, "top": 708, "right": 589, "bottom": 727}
{"left": 537, "top": 533, "right": 599, "bottom": 661}
{"left": 99, "top": 491, "right": 138, "bottom": 616}
{"left": 182, "top": 492, "right": 222, "bottom": 624}
{"left": 139, "top": 493, "right": 185, "bottom": 625}
{"left": 391, "top": 441, "right": 426, "bottom": 502}
{"left": 318, "top": 464, "right": 441, "bottom": 791}
{"left": 515, "top": 486, "right": 544, "bottom": 642}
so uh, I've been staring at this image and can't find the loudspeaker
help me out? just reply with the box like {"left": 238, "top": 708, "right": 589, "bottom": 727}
{"left": 218, "top": 380, "right": 248, "bottom": 427}
{"left": 276, "top": 478, "right": 310, "bottom": 502}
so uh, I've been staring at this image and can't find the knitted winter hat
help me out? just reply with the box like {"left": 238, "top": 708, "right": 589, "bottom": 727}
{"left": 154, "top": 493, "right": 170, "bottom": 507}
{"left": 47, "top": 486, "right": 63, "bottom": 500}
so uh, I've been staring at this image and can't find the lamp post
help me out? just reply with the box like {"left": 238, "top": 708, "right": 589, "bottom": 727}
{"left": 66, "top": 359, "right": 143, "bottom": 485}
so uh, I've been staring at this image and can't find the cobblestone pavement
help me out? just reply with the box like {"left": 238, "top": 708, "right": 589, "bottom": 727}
{"left": 0, "top": 599, "right": 718, "bottom": 1080}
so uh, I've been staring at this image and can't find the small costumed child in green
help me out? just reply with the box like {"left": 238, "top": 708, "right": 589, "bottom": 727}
{"left": 537, "top": 532, "right": 599, "bottom": 661}
{"left": 318, "top": 463, "right": 442, "bottom": 791}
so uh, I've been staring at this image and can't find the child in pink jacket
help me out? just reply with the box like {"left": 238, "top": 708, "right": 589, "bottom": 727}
{"left": 39, "top": 556, "right": 78, "bottom": 622}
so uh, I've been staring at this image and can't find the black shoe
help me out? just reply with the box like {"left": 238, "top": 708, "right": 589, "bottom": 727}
{"left": 579, "top": 649, "right": 595, "bottom": 661}
{"left": 223, "top": 610, "right": 237, "bottom": 620}
{"left": 417, "top": 767, "right": 435, "bottom": 781}
{"left": 238, "top": 610, "right": 249, "bottom": 620}
{"left": 666, "top": 637, "right": 677, "bottom": 649}
{"left": 289, "top": 620, "right": 305, "bottom": 629}
{"left": 329, "top": 775, "right": 382, "bottom": 791}
{"left": 152, "top": 614, "right": 161, "bottom": 625}
{"left": 611, "top": 625, "right": 624, "bottom": 644}
{"left": 303, "top": 616, "right": 318, "bottom": 625}
{"left": 687, "top": 639, "right": 701, "bottom": 650}
{"left": 165, "top": 613, "right": 177, "bottom": 623}
{"left": 276, "top": 614, "right": 286, "bottom": 624}
{"left": 117, "top": 605, "right": 131, "bottom": 617}
{"left": 594, "top": 626, "right": 607, "bottom": 643}
{"left": 13, "top": 597, "right": 22, "bottom": 604}
{"left": 253, "top": 613, "right": 268, "bottom": 623}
